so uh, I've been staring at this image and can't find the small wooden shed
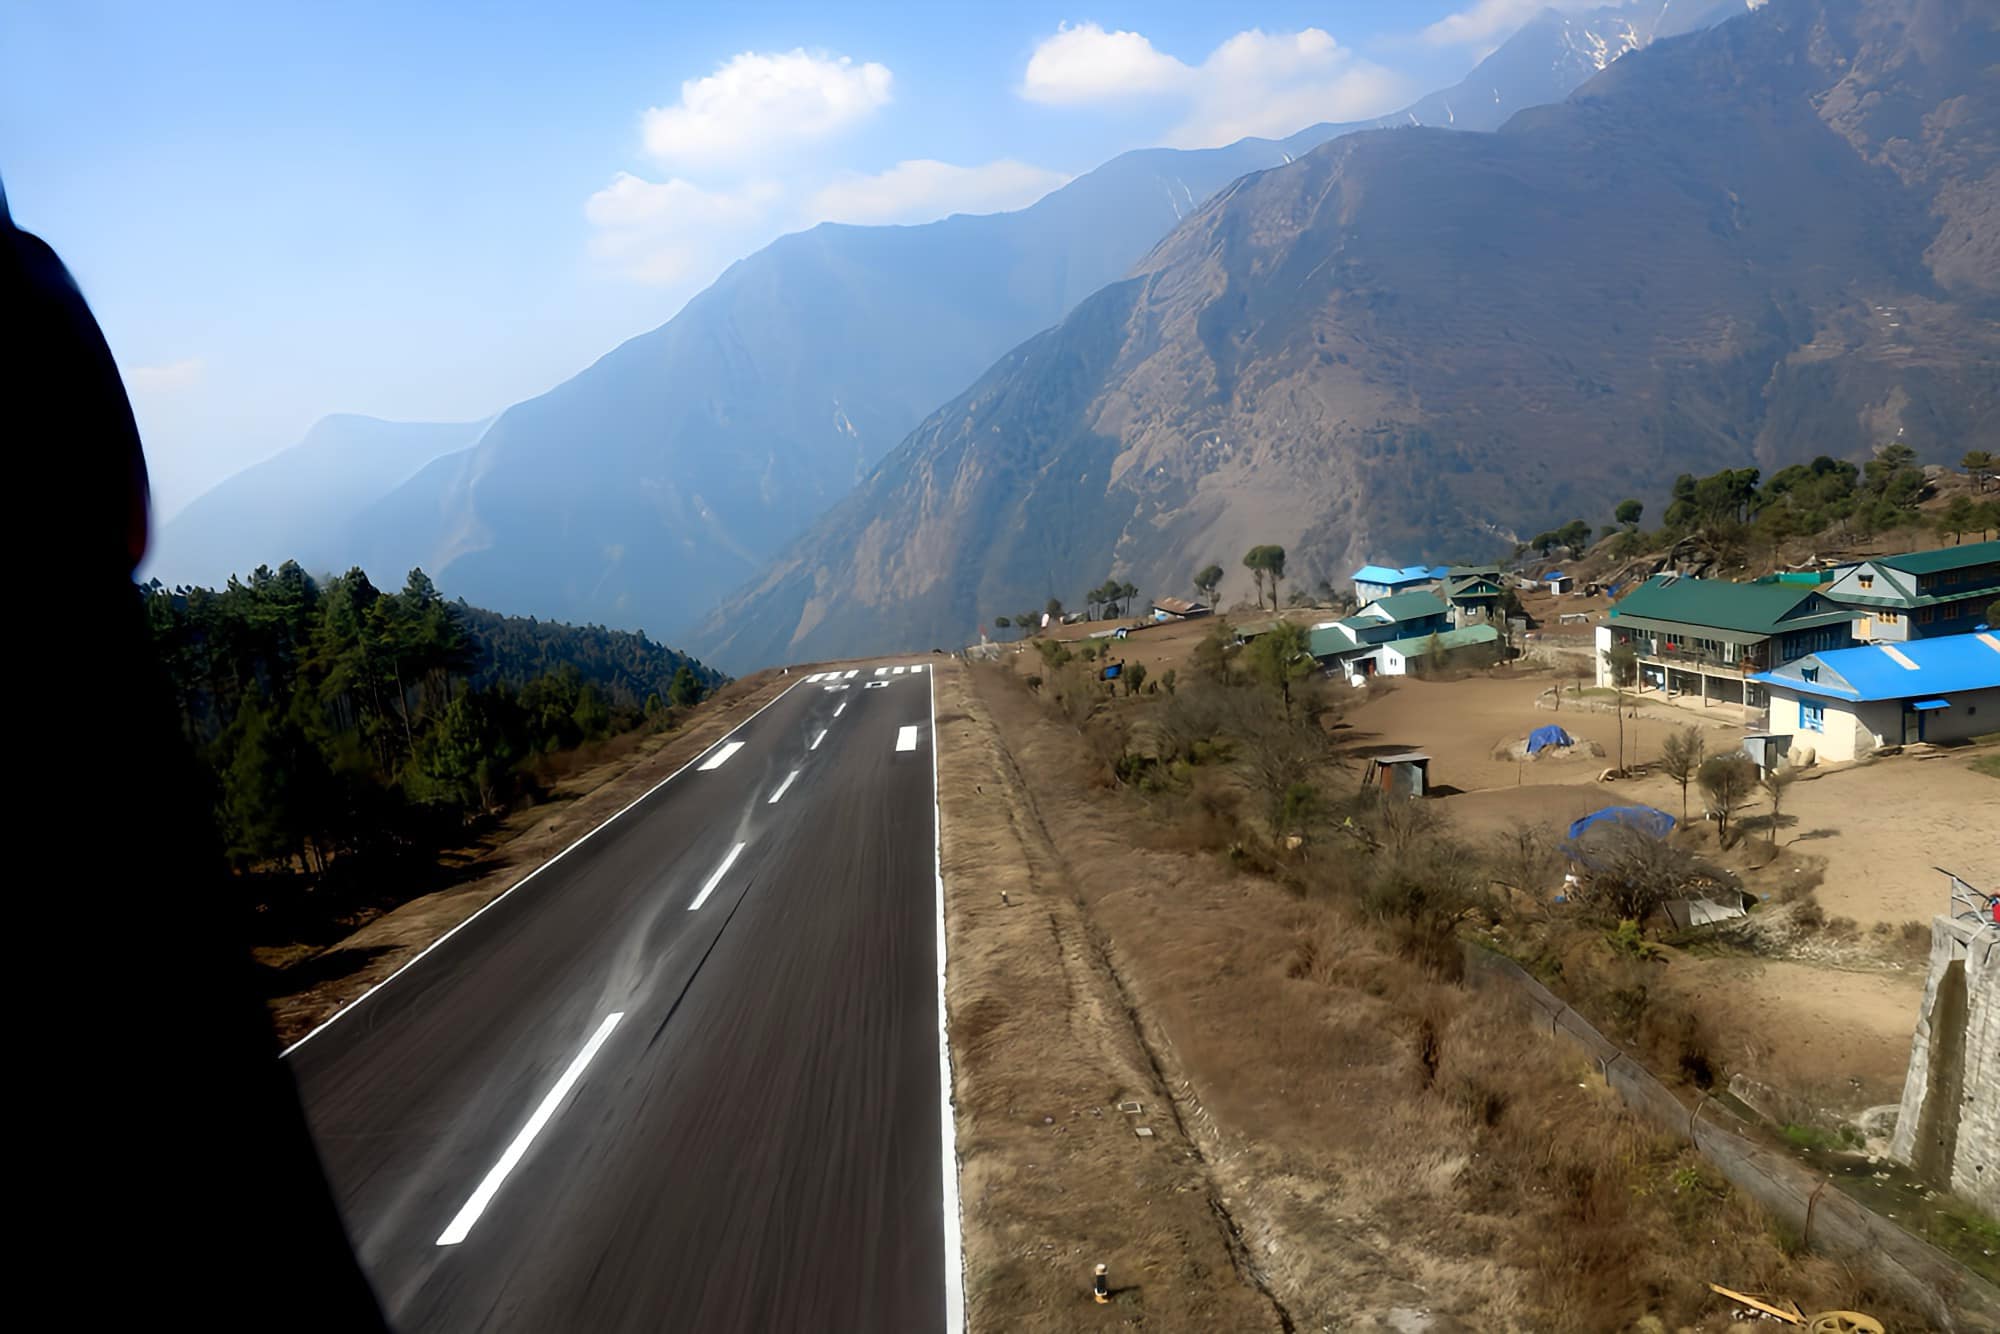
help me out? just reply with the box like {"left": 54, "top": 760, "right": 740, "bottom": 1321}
{"left": 1363, "top": 750, "right": 1431, "bottom": 798}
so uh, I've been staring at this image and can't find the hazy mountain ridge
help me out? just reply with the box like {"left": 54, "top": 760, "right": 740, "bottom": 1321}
{"left": 148, "top": 415, "right": 487, "bottom": 588}
{"left": 693, "top": 0, "right": 2000, "bottom": 671}
{"left": 156, "top": 2, "right": 1724, "bottom": 632}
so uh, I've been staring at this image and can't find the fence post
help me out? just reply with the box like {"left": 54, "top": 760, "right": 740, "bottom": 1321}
{"left": 1805, "top": 1175, "right": 1832, "bottom": 1250}
{"left": 1688, "top": 1091, "right": 1712, "bottom": 1148}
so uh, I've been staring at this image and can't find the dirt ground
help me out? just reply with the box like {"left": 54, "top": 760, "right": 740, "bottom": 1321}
{"left": 1662, "top": 956, "right": 1921, "bottom": 1108}
{"left": 1778, "top": 753, "right": 1999, "bottom": 928}
{"left": 1334, "top": 671, "right": 1742, "bottom": 797}
{"left": 1341, "top": 672, "right": 1996, "bottom": 925}
{"left": 263, "top": 670, "right": 792, "bottom": 1044}
{"left": 944, "top": 662, "right": 1945, "bottom": 1330}
{"left": 932, "top": 662, "right": 1280, "bottom": 1333}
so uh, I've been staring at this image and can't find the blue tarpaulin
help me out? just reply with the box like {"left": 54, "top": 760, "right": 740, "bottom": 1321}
{"left": 1567, "top": 805, "right": 1676, "bottom": 842}
{"left": 1527, "top": 725, "right": 1574, "bottom": 754}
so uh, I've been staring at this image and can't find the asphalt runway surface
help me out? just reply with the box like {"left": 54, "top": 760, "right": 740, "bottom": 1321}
{"left": 288, "top": 663, "right": 958, "bottom": 1331}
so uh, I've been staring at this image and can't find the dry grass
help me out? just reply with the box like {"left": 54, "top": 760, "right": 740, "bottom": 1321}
{"left": 948, "top": 662, "right": 1939, "bottom": 1330}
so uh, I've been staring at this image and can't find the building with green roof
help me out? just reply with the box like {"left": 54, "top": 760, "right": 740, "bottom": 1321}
{"left": 1598, "top": 574, "right": 1857, "bottom": 707}
{"left": 1819, "top": 539, "right": 1998, "bottom": 642}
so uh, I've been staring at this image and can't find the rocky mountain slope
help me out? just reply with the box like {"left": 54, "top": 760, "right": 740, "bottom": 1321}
{"left": 160, "top": 2, "right": 1724, "bottom": 627}
{"left": 695, "top": 0, "right": 2000, "bottom": 670}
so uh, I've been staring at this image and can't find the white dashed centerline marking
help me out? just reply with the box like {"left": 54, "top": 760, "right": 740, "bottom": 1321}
{"left": 688, "top": 842, "right": 747, "bottom": 911}
{"left": 767, "top": 769, "right": 800, "bottom": 804}
{"left": 697, "top": 741, "right": 743, "bottom": 771}
{"left": 812, "top": 729, "right": 828, "bottom": 750}
{"left": 436, "top": 1011, "right": 625, "bottom": 1246}
{"left": 896, "top": 725, "right": 920, "bottom": 752}
{"left": 834, "top": 702, "right": 847, "bottom": 717}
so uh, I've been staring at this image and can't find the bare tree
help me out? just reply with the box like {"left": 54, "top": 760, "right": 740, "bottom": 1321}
{"left": 1218, "top": 690, "right": 1327, "bottom": 831}
{"left": 1572, "top": 826, "right": 1739, "bottom": 931}
{"left": 1760, "top": 763, "right": 1796, "bottom": 847}
{"left": 1697, "top": 754, "right": 1757, "bottom": 846}
{"left": 1602, "top": 643, "right": 1639, "bottom": 773}
{"left": 1488, "top": 823, "right": 1565, "bottom": 903}
{"left": 1660, "top": 726, "right": 1706, "bottom": 824}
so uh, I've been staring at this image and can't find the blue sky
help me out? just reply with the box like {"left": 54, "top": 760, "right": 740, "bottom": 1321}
{"left": 2, "top": 0, "right": 1556, "bottom": 516}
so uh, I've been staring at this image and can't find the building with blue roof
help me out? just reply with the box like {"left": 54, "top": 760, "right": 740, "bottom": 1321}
{"left": 1351, "top": 563, "right": 1444, "bottom": 604}
{"left": 1747, "top": 631, "right": 2000, "bottom": 760}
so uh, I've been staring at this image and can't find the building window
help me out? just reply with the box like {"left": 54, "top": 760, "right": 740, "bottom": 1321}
{"left": 1801, "top": 700, "right": 1825, "bottom": 733}
{"left": 1801, "top": 667, "right": 1818, "bottom": 683}
{"left": 1879, "top": 610, "right": 1899, "bottom": 624}
{"left": 1857, "top": 574, "right": 1873, "bottom": 590}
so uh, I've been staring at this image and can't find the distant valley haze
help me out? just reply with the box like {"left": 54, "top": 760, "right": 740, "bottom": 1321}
{"left": 8, "top": 0, "right": 1991, "bottom": 673}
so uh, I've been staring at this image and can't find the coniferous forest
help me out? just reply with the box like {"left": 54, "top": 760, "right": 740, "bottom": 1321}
{"left": 142, "top": 561, "right": 724, "bottom": 894}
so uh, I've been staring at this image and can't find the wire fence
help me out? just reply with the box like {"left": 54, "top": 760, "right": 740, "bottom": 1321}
{"left": 1465, "top": 949, "right": 2000, "bottom": 1332}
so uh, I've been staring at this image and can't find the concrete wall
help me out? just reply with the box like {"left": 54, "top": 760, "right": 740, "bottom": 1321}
{"left": 1891, "top": 914, "right": 1999, "bottom": 1216}
{"left": 1767, "top": 687, "right": 2000, "bottom": 762}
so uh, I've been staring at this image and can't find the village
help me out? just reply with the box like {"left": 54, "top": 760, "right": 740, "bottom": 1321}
{"left": 969, "top": 526, "right": 1998, "bottom": 1303}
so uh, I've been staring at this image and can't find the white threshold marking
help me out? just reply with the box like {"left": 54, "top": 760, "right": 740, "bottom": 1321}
{"left": 697, "top": 740, "right": 744, "bottom": 771}
{"left": 279, "top": 675, "right": 810, "bottom": 1058}
{"left": 767, "top": 769, "right": 800, "bottom": 804}
{"left": 893, "top": 665, "right": 906, "bottom": 675}
{"left": 911, "top": 663, "right": 926, "bottom": 673}
{"left": 896, "top": 725, "right": 920, "bottom": 752}
{"left": 689, "top": 842, "right": 747, "bottom": 911}
{"left": 811, "top": 729, "right": 828, "bottom": 750}
{"left": 834, "top": 701, "right": 848, "bottom": 717}
{"left": 874, "top": 666, "right": 888, "bottom": 676}
{"left": 843, "top": 669, "right": 859, "bottom": 679}
{"left": 436, "top": 1011, "right": 624, "bottom": 1246}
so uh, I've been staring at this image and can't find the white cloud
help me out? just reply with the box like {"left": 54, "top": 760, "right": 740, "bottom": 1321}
{"left": 810, "top": 159, "right": 1071, "bottom": 226}
{"left": 1420, "top": 0, "right": 1596, "bottom": 49}
{"left": 1019, "top": 22, "right": 1192, "bottom": 104}
{"left": 1176, "top": 29, "right": 1408, "bottom": 146}
{"left": 584, "top": 172, "right": 783, "bottom": 285}
{"left": 642, "top": 49, "right": 892, "bottom": 165}
{"left": 128, "top": 358, "right": 205, "bottom": 393}
{"left": 1019, "top": 23, "right": 1409, "bottom": 148}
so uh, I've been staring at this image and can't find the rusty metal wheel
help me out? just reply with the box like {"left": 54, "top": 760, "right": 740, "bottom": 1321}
{"left": 1806, "top": 1313, "right": 1885, "bottom": 1334}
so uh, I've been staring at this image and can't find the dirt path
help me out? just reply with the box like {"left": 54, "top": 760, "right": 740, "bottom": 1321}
{"left": 265, "top": 671, "right": 791, "bottom": 1044}
{"left": 933, "top": 662, "right": 1282, "bottom": 1332}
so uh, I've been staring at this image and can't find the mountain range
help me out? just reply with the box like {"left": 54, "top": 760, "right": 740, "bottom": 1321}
{"left": 149, "top": 414, "right": 486, "bottom": 588}
{"left": 149, "top": 1, "right": 1743, "bottom": 633}
{"left": 692, "top": 0, "right": 2000, "bottom": 669}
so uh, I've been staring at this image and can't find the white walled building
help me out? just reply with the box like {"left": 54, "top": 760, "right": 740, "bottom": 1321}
{"left": 1748, "top": 633, "right": 2000, "bottom": 762}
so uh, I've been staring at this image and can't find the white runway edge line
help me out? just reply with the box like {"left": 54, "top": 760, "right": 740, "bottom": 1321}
{"left": 812, "top": 729, "right": 828, "bottom": 750}
{"left": 279, "top": 677, "right": 808, "bottom": 1058}
{"left": 687, "top": 842, "right": 747, "bottom": 911}
{"left": 927, "top": 670, "right": 967, "bottom": 1333}
{"left": 697, "top": 740, "right": 744, "bottom": 771}
{"left": 436, "top": 1010, "right": 624, "bottom": 1246}
{"left": 767, "top": 770, "right": 801, "bottom": 805}
{"left": 896, "top": 725, "right": 920, "bottom": 752}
